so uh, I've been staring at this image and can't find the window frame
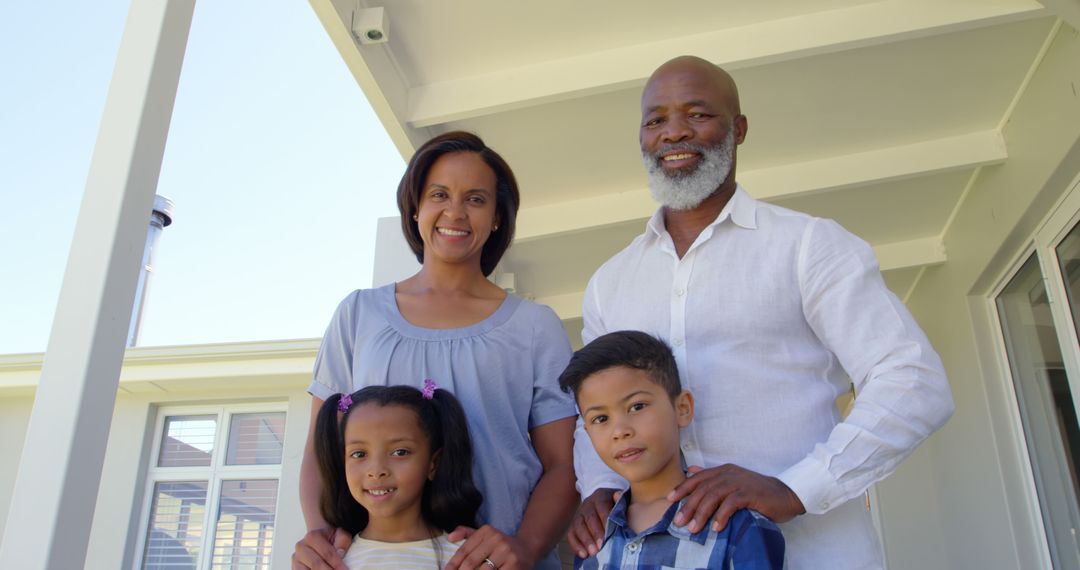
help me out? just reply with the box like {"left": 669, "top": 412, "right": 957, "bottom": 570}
{"left": 985, "top": 174, "right": 1080, "bottom": 570}
{"left": 133, "top": 402, "right": 288, "bottom": 570}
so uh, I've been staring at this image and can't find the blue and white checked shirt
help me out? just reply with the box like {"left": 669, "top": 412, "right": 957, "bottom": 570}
{"left": 576, "top": 493, "right": 785, "bottom": 570}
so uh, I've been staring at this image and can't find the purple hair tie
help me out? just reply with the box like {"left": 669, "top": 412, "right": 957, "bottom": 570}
{"left": 421, "top": 379, "right": 437, "bottom": 400}
{"left": 337, "top": 393, "right": 353, "bottom": 412}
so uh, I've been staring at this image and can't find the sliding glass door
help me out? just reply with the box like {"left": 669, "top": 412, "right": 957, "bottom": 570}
{"left": 997, "top": 193, "right": 1080, "bottom": 570}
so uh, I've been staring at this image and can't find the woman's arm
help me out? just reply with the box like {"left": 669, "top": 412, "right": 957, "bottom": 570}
{"left": 446, "top": 417, "right": 579, "bottom": 570}
{"left": 292, "top": 397, "right": 350, "bottom": 570}
{"left": 300, "top": 397, "right": 327, "bottom": 530}
{"left": 518, "top": 416, "right": 579, "bottom": 561}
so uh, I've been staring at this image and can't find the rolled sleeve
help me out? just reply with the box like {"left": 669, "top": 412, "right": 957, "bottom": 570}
{"left": 789, "top": 219, "right": 954, "bottom": 511}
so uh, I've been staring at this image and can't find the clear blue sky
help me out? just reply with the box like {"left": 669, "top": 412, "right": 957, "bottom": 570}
{"left": 0, "top": 1, "right": 405, "bottom": 353}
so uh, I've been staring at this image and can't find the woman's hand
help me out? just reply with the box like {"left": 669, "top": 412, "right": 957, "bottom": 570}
{"left": 291, "top": 526, "right": 351, "bottom": 570}
{"left": 445, "top": 525, "right": 535, "bottom": 570}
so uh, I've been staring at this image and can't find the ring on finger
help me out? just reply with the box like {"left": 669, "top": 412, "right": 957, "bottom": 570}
{"left": 482, "top": 558, "right": 497, "bottom": 569}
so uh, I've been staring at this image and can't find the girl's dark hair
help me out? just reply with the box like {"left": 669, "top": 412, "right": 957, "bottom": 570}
{"left": 314, "top": 385, "right": 483, "bottom": 536}
{"left": 396, "top": 131, "right": 520, "bottom": 276}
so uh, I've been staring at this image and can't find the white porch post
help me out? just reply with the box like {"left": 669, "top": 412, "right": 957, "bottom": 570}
{"left": 0, "top": 1, "right": 195, "bottom": 568}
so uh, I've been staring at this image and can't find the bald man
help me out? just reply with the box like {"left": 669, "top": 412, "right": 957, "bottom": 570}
{"left": 567, "top": 56, "right": 954, "bottom": 569}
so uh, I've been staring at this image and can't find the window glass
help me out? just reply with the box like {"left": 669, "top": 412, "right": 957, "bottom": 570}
{"left": 210, "top": 480, "right": 279, "bottom": 569}
{"left": 159, "top": 415, "right": 216, "bottom": 467}
{"left": 142, "top": 481, "right": 208, "bottom": 570}
{"left": 225, "top": 413, "right": 286, "bottom": 466}
{"left": 997, "top": 254, "right": 1080, "bottom": 570}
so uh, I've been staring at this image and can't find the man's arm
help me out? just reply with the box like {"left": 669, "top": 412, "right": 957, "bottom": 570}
{"left": 776, "top": 218, "right": 954, "bottom": 514}
{"left": 670, "top": 218, "right": 954, "bottom": 532}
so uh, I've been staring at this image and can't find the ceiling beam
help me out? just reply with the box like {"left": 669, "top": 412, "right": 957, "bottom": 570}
{"left": 536, "top": 236, "right": 946, "bottom": 321}
{"left": 407, "top": 0, "right": 1045, "bottom": 127}
{"left": 874, "top": 236, "right": 947, "bottom": 271}
{"left": 515, "top": 130, "right": 1007, "bottom": 242}
{"left": 1037, "top": 2, "right": 1080, "bottom": 31}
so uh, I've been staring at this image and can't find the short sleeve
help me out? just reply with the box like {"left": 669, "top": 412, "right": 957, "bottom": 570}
{"left": 527, "top": 304, "right": 577, "bottom": 429}
{"left": 308, "top": 291, "right": 360, "bottom": 401}
{"left": 727, "top": 510, "right": 785, "bottom": 570}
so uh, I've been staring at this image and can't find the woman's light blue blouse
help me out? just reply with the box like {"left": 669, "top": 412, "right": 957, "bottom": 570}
{"left": 308, "top": 284, "right": 575, "bottom": 566}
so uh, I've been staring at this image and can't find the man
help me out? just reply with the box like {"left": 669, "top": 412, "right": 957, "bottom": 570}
{"left": 566, "top": 55, "right": 954, "bottom": 569}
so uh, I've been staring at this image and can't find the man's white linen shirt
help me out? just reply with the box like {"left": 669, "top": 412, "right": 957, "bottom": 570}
{"left": 575, "top": 185, "right": 954, "bottom": 569}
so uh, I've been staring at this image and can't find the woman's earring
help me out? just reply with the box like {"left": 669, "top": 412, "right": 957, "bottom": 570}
{"left": 493, "top": 224, "right": 499, "bottom": 231}
{"left": 412, "top": 214, "right": 418, "bottom": 221}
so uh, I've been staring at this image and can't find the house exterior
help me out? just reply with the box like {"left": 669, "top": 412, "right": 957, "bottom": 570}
{"left": 2, "top": 1, "right": 1080, "bottom": 568}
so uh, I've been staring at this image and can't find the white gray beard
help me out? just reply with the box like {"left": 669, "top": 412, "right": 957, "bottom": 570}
{"left": 643, "top": 130, "right": 735, "bottom": 211}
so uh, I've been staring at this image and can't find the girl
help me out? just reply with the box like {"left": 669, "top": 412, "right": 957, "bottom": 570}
{"left": 315, "top": 383, "right": 483, "bottom": 569}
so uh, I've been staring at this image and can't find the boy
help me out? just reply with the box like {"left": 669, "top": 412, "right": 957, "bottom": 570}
{"left": 559, "top": 330, "right": 784, "bottom": 569}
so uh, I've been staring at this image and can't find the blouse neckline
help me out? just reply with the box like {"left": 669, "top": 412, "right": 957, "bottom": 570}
{"left": 381, "top": 283, "right": 521, "bottom": 340}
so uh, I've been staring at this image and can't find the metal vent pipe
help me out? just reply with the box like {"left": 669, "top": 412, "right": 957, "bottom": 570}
{"left": 127, "top": 194, "right": 174, "bottom": 347}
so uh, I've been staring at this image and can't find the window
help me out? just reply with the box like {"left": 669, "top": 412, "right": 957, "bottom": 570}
{"left": 136, "top": 404, "right": 287, "bottom": 570}
{"left": 995, "top": 180, "right": 1080, "bottom": 570}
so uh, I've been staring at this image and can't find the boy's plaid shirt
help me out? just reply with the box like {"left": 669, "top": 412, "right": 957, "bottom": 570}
{"left": 576, "top": 493, "right": 785, "bottom": 569}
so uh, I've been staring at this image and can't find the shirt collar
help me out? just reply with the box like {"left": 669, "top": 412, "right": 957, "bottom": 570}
{"left": 603, "top": 490, "right": 711, "bottom": 546}
{"left": 645, "top": 183, "right": 758, "bottom": 241}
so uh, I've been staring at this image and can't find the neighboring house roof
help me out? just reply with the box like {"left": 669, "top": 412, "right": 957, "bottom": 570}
{"left": 0, "top": 339, "right": 319, "bottom": 395}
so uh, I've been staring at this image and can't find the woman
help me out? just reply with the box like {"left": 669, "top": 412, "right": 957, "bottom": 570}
{"left": 293, "top": 131, "right": 578, "bottom": 570}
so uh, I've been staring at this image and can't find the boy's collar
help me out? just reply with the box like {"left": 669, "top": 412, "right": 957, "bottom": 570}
{"left": 604, "top": 490, "right": 711, "bottom": 546}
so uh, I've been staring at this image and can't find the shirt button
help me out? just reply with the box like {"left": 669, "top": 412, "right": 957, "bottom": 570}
{"left": 681, "top": 441, "right": 694, "bottom": 450}
{"left": 627, "top": 541, "right": 640, "bottom": 553}
{"left": 675, "top": 288, "right": 685, "bottom": 296}
{"left": 674, "top": 338, "right": 684, "bottom": 346}
{"left": 820, "top": 501, "right": 830, "bottom": 510}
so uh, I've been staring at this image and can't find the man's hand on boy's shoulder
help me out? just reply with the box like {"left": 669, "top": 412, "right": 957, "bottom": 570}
{"left": 668, "top": 464, "right": 805, "bottom": 534}
{"left": 566, "top": 487, "right": 622, "bottom": 559}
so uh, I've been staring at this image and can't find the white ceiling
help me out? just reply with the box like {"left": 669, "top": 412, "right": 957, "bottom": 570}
{"left": 311, "top": 0, "right": 1060, "bottom": 320}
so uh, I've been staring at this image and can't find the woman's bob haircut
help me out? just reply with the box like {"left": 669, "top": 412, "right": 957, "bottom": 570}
{"left": 396, "top": 131, "right": 520, "bottom": 277}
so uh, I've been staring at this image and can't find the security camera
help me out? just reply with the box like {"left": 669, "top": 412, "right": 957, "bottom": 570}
{"left": 353, "top": 7, "right": 389, "bottom": 45}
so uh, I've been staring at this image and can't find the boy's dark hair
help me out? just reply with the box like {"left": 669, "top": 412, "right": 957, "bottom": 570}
{"left": 558, "top": 330, "right": 681, "bottom": 399}
{"left": 396, "top": 130, "right": 520, "bottom": 277}
{"left": 314, "top": 385, "right": 483, "bottom": 536}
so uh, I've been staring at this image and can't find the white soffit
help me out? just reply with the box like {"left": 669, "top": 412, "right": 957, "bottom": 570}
{"left": 312, "top": 0, "right": 1057, "bottom": 308}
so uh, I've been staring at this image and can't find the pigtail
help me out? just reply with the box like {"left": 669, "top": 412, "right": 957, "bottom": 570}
{"left": 423, "top": 389, "right": 483, "bottom": 531}
{"left": 314, "top": 393, "right": 368, "bottom": 536}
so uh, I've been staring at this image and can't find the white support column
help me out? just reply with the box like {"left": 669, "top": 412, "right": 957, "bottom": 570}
{"left": 0, "top": 1, "right": 195, "bottom": 568}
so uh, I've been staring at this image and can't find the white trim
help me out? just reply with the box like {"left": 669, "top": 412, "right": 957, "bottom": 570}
{"left": 981, "top": 170, "right": 1080, "bottom": 569}
{"left": 985, "top": 245, "right": 1054, "bottom": 569}
{"left": 132, "top": 402, "right": 288, "bottom": 570}
{"left": 1034, "top": 186, "right": 1080, "bottom": 415}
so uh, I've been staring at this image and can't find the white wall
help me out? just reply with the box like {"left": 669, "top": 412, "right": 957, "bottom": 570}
{"left": 0, "top": 362, "right": 315, "bottom": 570}
{"left": 0, "top": 395, "right": 32, "bottom": 543}
{"left": 372, "top": 215, "right": 421, "bottom": 287}
{"left": 886, "top": 23, "right": 1080, "bottom": 570}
